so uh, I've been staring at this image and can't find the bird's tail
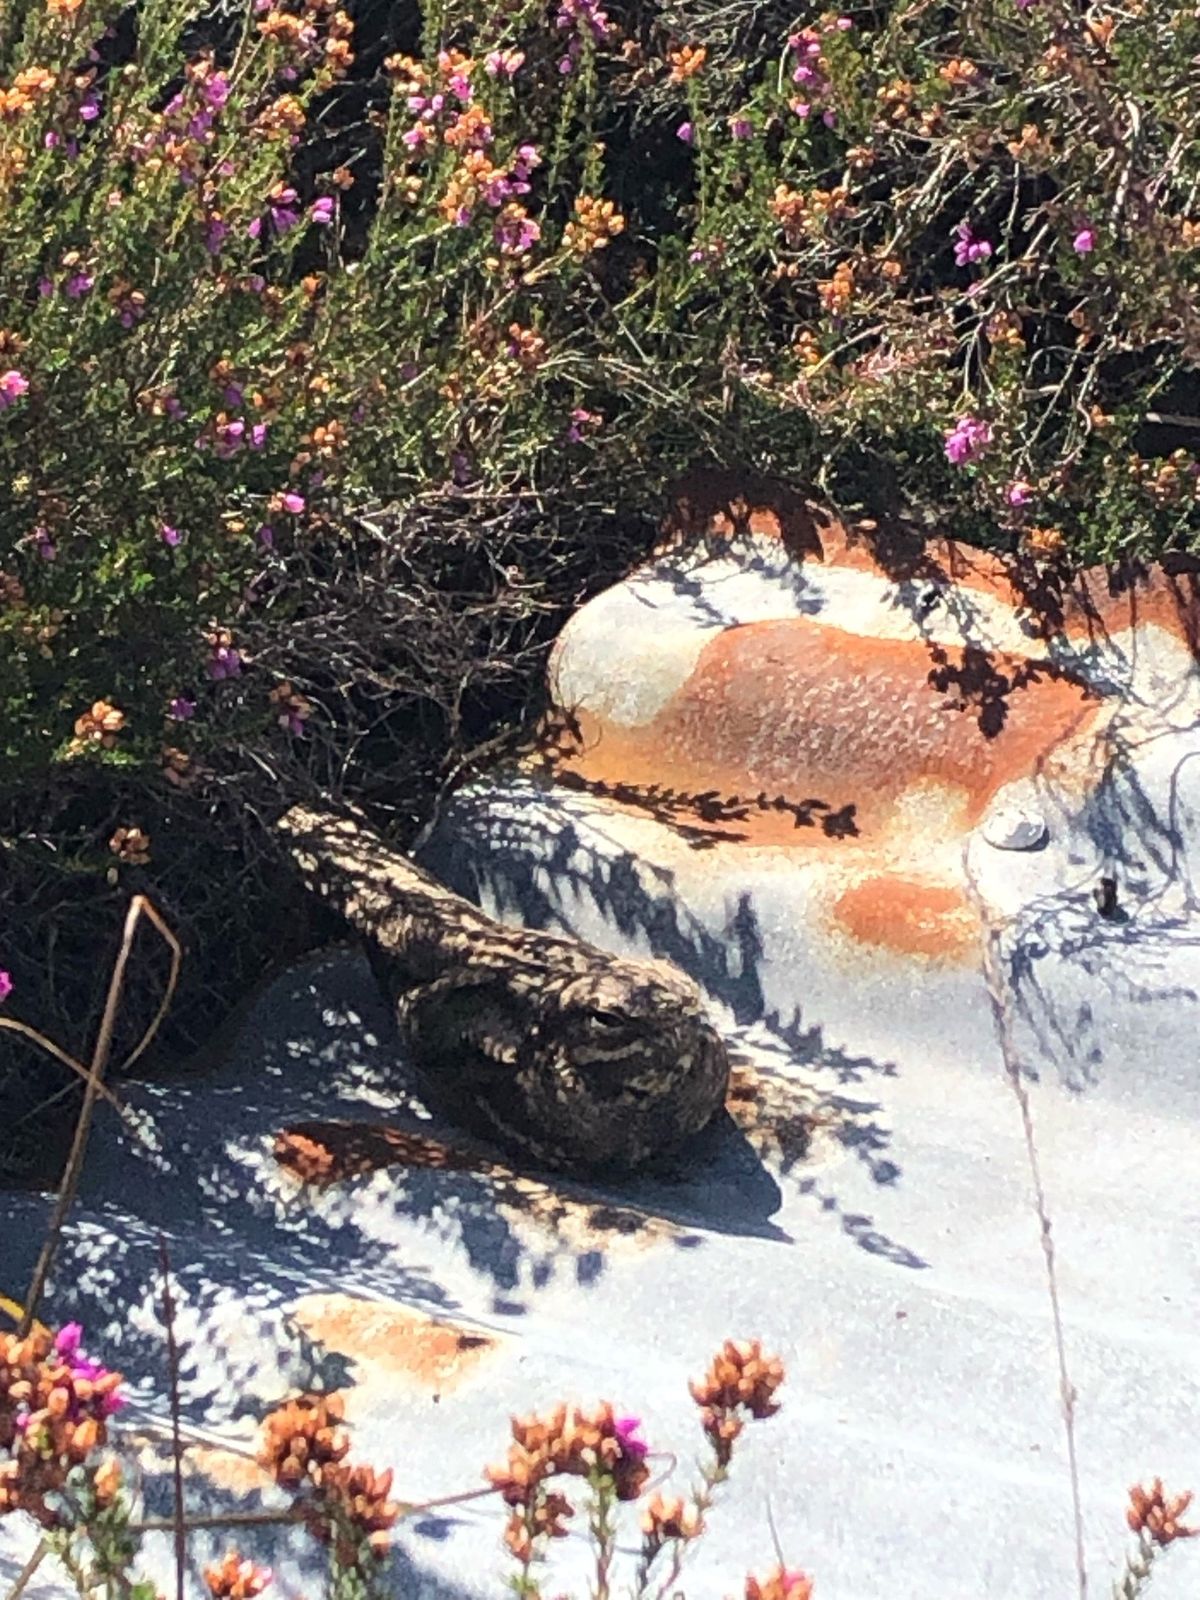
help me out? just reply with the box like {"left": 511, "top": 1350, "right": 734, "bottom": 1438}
{"left": 277, "top": 806, "right": 423, "bottom": 933}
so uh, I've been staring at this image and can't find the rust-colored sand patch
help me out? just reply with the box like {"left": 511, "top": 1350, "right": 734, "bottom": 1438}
{"left": 291, "top": 1294, "right": 495, "bottom": 1392}
{"left": 273, "top": 1119, "right": 682, "bottom": 1254}
{"left": 274, "top": 1123, "right": 486, "bottom": 1187}
{"left": 553, "top": 624, "right": 1098, "bottom": 839}
{"left": 832, "top": 876, "right": 979, "bottom": 962}
{"left": 179, "top": 1443, "right": 275, "bottom": 1498}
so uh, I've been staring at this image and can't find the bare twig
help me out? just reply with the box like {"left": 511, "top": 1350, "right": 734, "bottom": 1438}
{"left": 962, "top": 852, "right": 1088, "bottom": 1600}
{"left": 19, "top": 896, "right": 179, "bottom": 1338}
{"left": 0, "top": 1019, "right": 127, "bottom": 1115}
{"left": 158, "top": 1235, "right": 187, "bottom": 1600}
{"left": 3, "top": 1541, "right": 46, "bottom": 1600}
{"left": 128, "top": 1483, "right": 499, "bottom": 1535}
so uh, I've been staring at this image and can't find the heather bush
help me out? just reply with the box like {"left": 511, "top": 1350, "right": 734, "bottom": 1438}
{"left": 2, "top": 0, "right": 1200, "bottom": 1131}
{"left": 0, "top": 1319, "right": 1192, "bottom": 1597}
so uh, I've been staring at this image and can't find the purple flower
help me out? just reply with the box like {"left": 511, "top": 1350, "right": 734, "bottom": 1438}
{"left": 36, "top": 537, "right": 56, "bottom": 561}
{"left": 269, "top": 188, "right": 300, "bottom": 232}
{"left": 208, "top": 645, "right": 242, "bottom": 681}
{"left": 565, "top": 407, "right": 601, "bottom": 443}
{"left": 791, "top": 100, "right": 811, "bottom": 119}
{"left": 493, "top": 209, "right": 540, "bottom": 255}
{"left": 53, "top": 1324, "right": 125, "bottom": 1415}
{"left": 0, "top": 369, "right": 29, "bottom": 408}
{"left": 676, "top": 121, "right": 694, "bottom": 144}
{"left": 279, "top": 491, "right": 305, "bottom": 514}
{"left": 953, "top": 221, "right": 993, "bottom": 268}
{"left": 250, "top": 421, "right": 268, "bottom": 449}
{"left": 1073, "top": 227, "right": 1095, "bottom": 254}
{"left": 1005, "top": 480, "right": 1033, "bottom": 507}
{"left": 160, "top": 522, "right": 181, "bottom": 546}
{"left": 310, "top": 196, "right": 335, "bottom": 226}
{"left": 484, "top": 48, "right": 525, "bottom": 78}
{"left": 729, "top": 115, "right": 754, "bottom": 139}
{"left": 944, "top": 415, "right": 992, "bottom": 465}
{"left": 78, "top": 92, "right": 101, "bottom": 123}
{"left": 168, "top": 696, "right": 196, "bottom": 721}
{"left": 202, "top": 73, "right": 230, "bottom": 109}
{"left": 214, "top": 417, "right": 246, "bottom": 457}
{"left": 257, "top": 523, "right": 275, "bottom": 548}
{"left": 205, "top": 218, "right": 230, "bottom": 255}
{"left": 0, "top": 971, "right": 12, "bottom": 1004}
{"left": 54, "top": 1323, "right": 83, "bottom": 1360}
{"left": 613, "top": 1414, "right": 647, "bottom": 1461}
{"left": 223, "top": 384, "right": 244, "bottom": 408}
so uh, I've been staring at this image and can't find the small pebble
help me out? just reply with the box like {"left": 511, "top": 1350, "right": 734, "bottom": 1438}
{"left": 981, "top": 806, "right": 1047, "bottom": 851}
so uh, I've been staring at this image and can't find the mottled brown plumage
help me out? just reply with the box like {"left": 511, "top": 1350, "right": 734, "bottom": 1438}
{"left": 278, "top": 807, "right": 730, "bottom": 1171}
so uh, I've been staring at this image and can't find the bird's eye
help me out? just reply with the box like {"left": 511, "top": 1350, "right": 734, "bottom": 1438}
{"left": 582, "top": 1008, "right": 626, "bottom": 1031}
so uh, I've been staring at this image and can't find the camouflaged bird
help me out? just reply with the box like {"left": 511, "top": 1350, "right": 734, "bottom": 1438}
{"left": 278, "top": 806, "right": 730, "bottom": 1171}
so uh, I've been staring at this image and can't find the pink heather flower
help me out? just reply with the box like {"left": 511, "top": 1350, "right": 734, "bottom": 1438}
{"left": 493, "top": 208, "right": 540, "bottom": 255}
{"left": 202, "top": 73, "right": 230, "bottom": 109}
{"left": 402, "top": 124, "right": 432, "bottom": 151}
{"left": 566, "top": 407, "right": 602, "bottom": 443}
{"left": 613, "top": 1415, "right": 647, "bottom": 1461}
{"left": 791, "top": 100, "right": 811, "bottom": 118}
{"left": 0, "top": 971, "right": 11, "bottom": 1004}
{"left": 310, "top": 196, "right": 335, "bottom": 225}
{"left": 250, "top": 422, "right": 267, "bottom": 449}
{"left": 484, "top": 48, "right": 525, "bottom": 78}
{"left": 729, "top": 115, "right": 754, "bottom": 139}
{"left": 208, "top": 645, "right": 242, "bottom": 681}
{"left": 160, "top": 523, "right": 181, "bottom": 546}
{"left": 53, "top": 1324, "right": 125, "bottom": 1414}
{"left": 247, "top": 216, "right": 262, "bottom": 239}
{"left": 280, "top": 492, "right": 305, "bottom": 514}
{"left": 1073, "top": 227, "right": 1095, "bottom": 254}
{"left": 676, "top": 121, "right": 694, "bottom": 144}
{"left": 168, "top": 696, "right": 196, "bottom": 721}
{"left": 78, "top": 92, "right": 101, "bottom": 123}
{"left": 268, "top": 188, "right": 300, "bottom": 231}
{"left": 953, "top": 221, "right": 993, "bottom": 268}
{"left": 36, "top": 276, "right": 54, "bottom": 296}
{"left": 1005, "top": 480, "right": 1033, "bottom": 507}
{"left": 54, "top": 1324, "right": 83, "bottom": 1359}
{"left": 944, "top": 415, "right": 992, "bottom": 465}
{"left": 0, "top": 370, "right": 29, "bottom": 408}
{"left": 214, "top": 417, "right": 246, "bottom": 457}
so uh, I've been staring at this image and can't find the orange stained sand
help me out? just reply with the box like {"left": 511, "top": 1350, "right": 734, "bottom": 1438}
{"left": 556, "top": 622, "right": 1098, "bottom": 839}
{"left": 832, "top": 875, "right": 979, "bottom": 961}
{"left": 173, "top": 1444, "right": 274, "bottom": 1499}
{"left": 291, "top": 1294, "right": 495, "bottom": 1392}
{"left": 274, "top": 1123, "right": 489, "bottom": 1186}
